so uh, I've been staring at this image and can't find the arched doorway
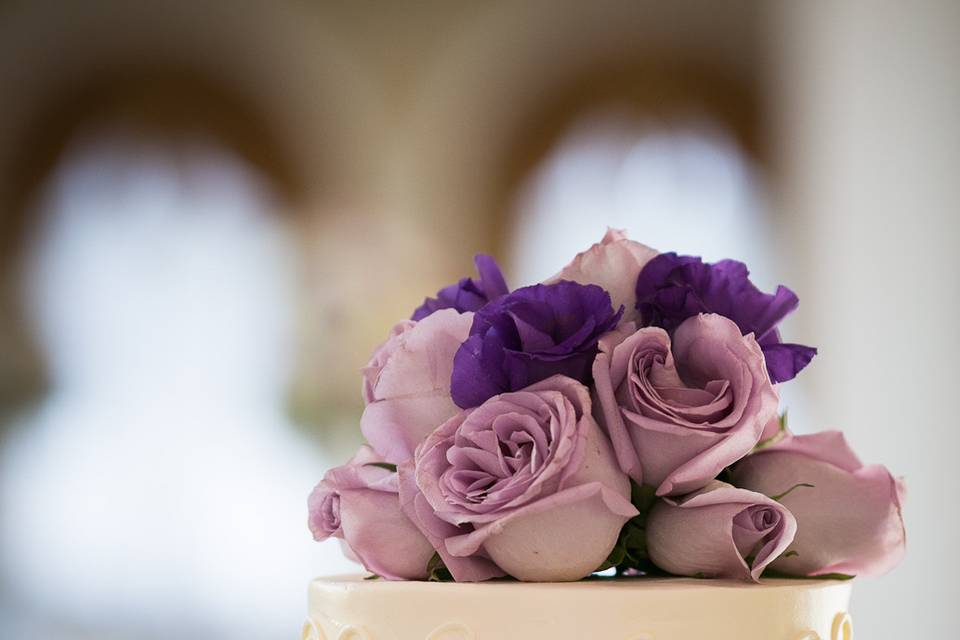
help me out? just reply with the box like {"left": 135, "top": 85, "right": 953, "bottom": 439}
{"left": 0, "top": 74, "right": 354, "bottom": 640}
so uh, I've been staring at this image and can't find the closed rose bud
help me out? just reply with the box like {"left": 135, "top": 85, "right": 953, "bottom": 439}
{"left": 731, "top": 431, "right": 906, "bottom": 577}
{"left": 646, "top": 481, "right": 797, "bottom": 581}
{"left": 308, "top": 445, "right": 435, "bottom": 580}
{"left": 547, "top": 228, "right": 658, "bottom": 325}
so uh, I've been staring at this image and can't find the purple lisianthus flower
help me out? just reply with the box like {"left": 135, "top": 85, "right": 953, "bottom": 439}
{"left": 635, "top": 253, "right": 817, "bottom": 383}
{"left": 450, "top": 281, "right": 623, "bottom": 408}
{"left": 411, "top": 254, "right": 509, "bottom": 321}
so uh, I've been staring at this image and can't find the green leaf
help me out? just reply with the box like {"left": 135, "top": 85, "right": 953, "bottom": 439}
{"left": 363, "top": 573, "right": 381, "bottom": 580}
{"left": 426, "top": 552, "right": 454, "bottom": 582}
{"left": 782, "top": 550, "right": 800, "bottom": 558}
{"left": 631, "top": 482, "right": 658, "bottom": 514}
{"left": 594, "top": 495, "right": 657, "bottom": 575}
{"left": 763, "top": 568, "right": 855, "bottom": 581}
{"left": 769, "top": 482, "right": 815, "bottom": 502}
{"left": 364, "top": 462, "right": 398, "bottom": 472}
{"left": 753, "top": 411, "right": 790, "bottom": 451}
{"left": 595, "top": 543, "right": 626, "bottom": 572}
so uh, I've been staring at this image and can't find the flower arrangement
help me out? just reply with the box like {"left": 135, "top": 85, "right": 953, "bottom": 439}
{"left": 308, "top": 230, "right": 906, "bottom": 583}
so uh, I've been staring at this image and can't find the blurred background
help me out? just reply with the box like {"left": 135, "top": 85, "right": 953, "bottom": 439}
{"left": 0, "top": 0, "right": 956, "bottom": 638}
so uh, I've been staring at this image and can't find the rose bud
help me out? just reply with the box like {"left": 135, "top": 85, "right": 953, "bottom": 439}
{"left": 730, "top": 431, "right": 906, "bottom": 577}
{"left": 401, "top": 375, "right": 637, "bottom": 582}
{"left": 411, "top": 254, "right": 510, "bottom": 320}
{"left": 646, "top": 481, "right": 797, "bottom": 581}
{"left": 547, "top": 228, "right": 657, "bottom": 325}
{"left": 635, "top": 252, "right": 816, "bottom": 383}
{"left": 361, "top": 309, "right": 472, "bottom": 463}
{"left": 308, "top": 445, "right": 435, "bottom": 580}
{"left": 450, "top": 281, "right": 622, "bottom": 409}
{"left": 592, "top": 313, "right": 778, "bottom": 496}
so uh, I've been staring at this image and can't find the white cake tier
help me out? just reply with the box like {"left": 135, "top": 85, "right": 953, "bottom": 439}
{"left": 305, "top": 574, "right": 854, "bottom": 640}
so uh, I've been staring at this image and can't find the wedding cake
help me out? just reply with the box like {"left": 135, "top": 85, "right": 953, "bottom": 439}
{"left": 305, "top": 576, "right": 853, "bottom": 639}
{"left": 305, "top": 230, "right": 905, "bottom": 639}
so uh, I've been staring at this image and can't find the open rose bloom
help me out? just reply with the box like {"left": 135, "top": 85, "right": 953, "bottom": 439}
{"left": 308, "top": 229, "right": 907, "bottom": 584}
{"left": 401, "top": 375, "right": 636, "bottom": 582}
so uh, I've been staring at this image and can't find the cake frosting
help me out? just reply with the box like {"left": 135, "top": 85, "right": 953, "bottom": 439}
{"left": 305, "top": 575, "right": 854, "bottom": 640}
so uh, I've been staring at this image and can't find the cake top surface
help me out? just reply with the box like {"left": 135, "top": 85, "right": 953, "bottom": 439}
{"left": 313, "top": 573, "right": 849, "bottom": 593}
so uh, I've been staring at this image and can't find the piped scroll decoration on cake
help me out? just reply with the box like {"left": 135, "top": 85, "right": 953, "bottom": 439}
{"left": 831, "top": 612, "right": 853, "bottom": 640}
{"left": 336, "top": 625, "right": 372, "bottom": 640}
{"left": 301, "top": 616, "right": 327, "bottom": 640}
{"left": 426, "top": 621, "right": 477, "bottom": 640}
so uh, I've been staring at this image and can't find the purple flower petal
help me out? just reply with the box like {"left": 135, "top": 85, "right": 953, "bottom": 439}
{"left": 412, "top": 254, "right": 510, "bottom": 321}
{"left": 760, "top": 342, "right": 818, "bottom": 385}
{"left": 451, "top": 281, "right": 623, "bottom": 408}
{"left": 635, "top": 253, "right": 816, "bottom": 383}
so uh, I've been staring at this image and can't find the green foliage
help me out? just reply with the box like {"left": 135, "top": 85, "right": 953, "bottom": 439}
{"left": 769, "top": 482, "right": 815, "bottom": 502}
{"left": 426, "top": 552, "right": 454, "bottom": 582}
{"left": 754, "top": 411, "right": 789, "bottom": 451}
{"left": 595, "top": 482, "right": 660, "bottom": 575}
{"left": 364, "top": 462, "right": 398, "bottom": 472}
{"left": 763, "top": 568, "right": 855, "bottom": 581}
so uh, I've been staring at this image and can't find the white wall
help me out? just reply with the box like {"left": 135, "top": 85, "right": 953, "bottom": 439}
{"left": 773, "top": 1, "right": 960, "bottom": 635}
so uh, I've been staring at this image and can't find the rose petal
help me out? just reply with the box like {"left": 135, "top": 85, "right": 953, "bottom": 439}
{"left": 361, "top": 393, "right": 462, "bottom": 464}
{"left": 548, "top": 228, "right": 658, "bottom": 325}
{"left": 646, "top": 482, "right": 796, "bottom": 581}
{"left": 339, "top": 488, "right": 436, "bottom": 580}
{"left": 593, "top": 315, "right": 777, "bottom": 497}
{"left": 731, "top": 432, "right": 906, "bottom": 577}
{"left": 361, "top": 309, "right": 472, "bottom": 463}
{"left": 397, "top": 461, "right": 505, "bottom": 582}
{"left": 446, "top": 482, "right": 637, "bottom": 582}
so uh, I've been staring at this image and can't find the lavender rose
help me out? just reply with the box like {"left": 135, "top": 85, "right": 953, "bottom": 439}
{"left": 400, "top": 375, "right": 637, "bottom": 582}
{"left": 308, "top": 445, "right": 435, "bottom": 580}
{"left": 730, "top": 431, "right": 906, "bottom": 577}
{"left": 592, "top": 313, "right": 778, "bottom": 496}
{"left": 646, "top": 481, "right": 797, "bottom": 581}
{"left": 635, "top": 253, "right": 817, "bottom": 383}
{"left": 361, "top": 309, "right": 472, "bottom": 463}
{"left": 450, "top": 281, "right": 622, "bottom": 408}
{"left": 411, "top": 254, "right": 509, "bottom": 320}
{"left": 547, "top": 228, "right": 658, "bottom": 325}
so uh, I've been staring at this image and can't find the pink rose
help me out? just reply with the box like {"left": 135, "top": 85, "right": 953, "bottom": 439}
{"left": 399, "top": 375, "right": 637, "bottom": 582}
{"left": 361, "top": 309, "right": 473, "bottom": 463}
{"left": 307, "top": 445, "right": 435, "bottom": 580}
{"left": 547, "top": 228, "right": 658, "bottom": 324}
{"left": 646, "top": 481, "right": 797, "bottom": 581}
{"left": 593, "top": 313, "right": 778, "bottom": 496}
{"left": 730, "top": 431, "right": 906, "bottom": 577}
